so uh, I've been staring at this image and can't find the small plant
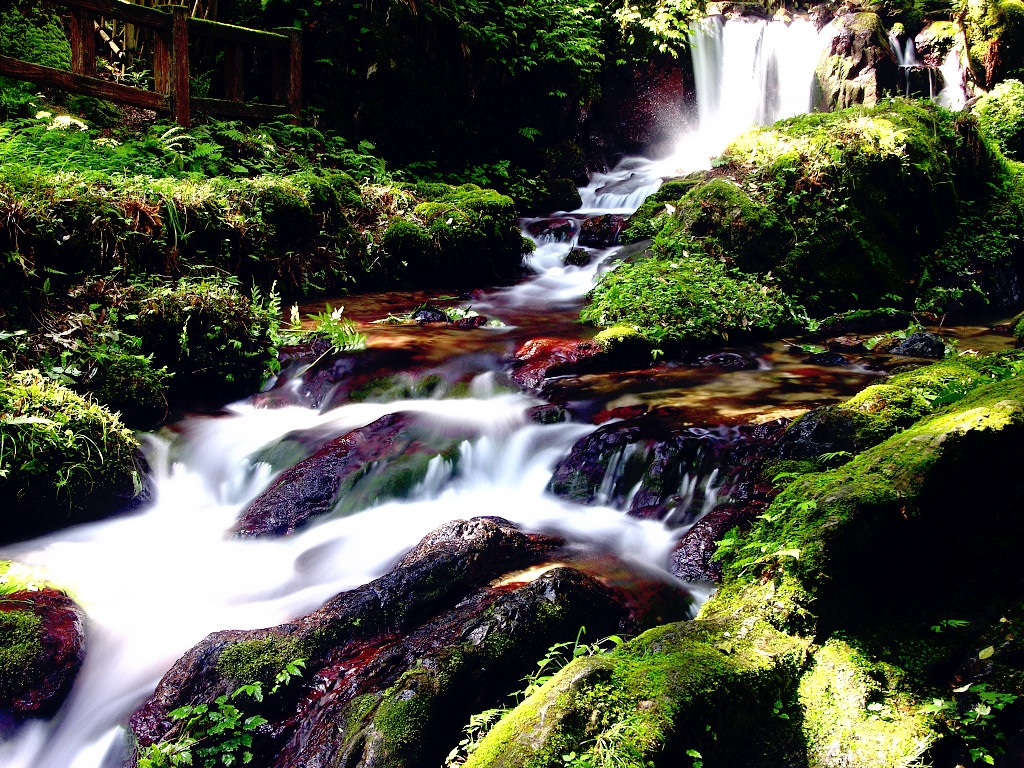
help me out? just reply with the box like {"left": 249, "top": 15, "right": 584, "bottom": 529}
{"left": 930, "top": 618, "right": 970, "bottom": 633}
{"left": 920, "top": 683, "right": 1019, "bottom": 765}
{"left": 275, "top": 303, "right": 366, "bottom": 356}
{"left": 137, "top": 659, "right": 306, "bottom": 768}
{"left": 445, "top": 628, "right": 623, "bottom": 767}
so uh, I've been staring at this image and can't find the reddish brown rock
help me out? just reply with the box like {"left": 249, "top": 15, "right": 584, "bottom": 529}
{"left": 578, "top": 214, "right": 627, "bottom": 247}
{"left": 0, "top": 588, "right": 85, "bottom": 717}
{"left": 511, "top": 337, "right": 604, "bottom": 389}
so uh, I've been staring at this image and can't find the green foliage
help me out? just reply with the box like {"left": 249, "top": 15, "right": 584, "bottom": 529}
{"left": 0, "top": 370, "right": 140, "bottom": 536}
{"left": 920, "top": 683, "right": 1019, "bottom": 765}
{"left": 139, "top": 658, "right": 306, "bottom": 768}
{"left": 612, "top": 0, "right": 705, "bottom": 58}
{"left": 273, "top": 303, "right": 367, "bottom": 354}
{"left": 446, "top": 628, "right": 623, "bottom": 767}
{"left": 581, "top": 254, "right": 794, "bottom": 347}
{"left": 130, "top": 275, "right": 279, "bottom": 400}
{"left": 973, "top": 79, "right": 1024, "bottom": 157}
{"left": 0, "top": 4, "right": 71, "bottom": 117}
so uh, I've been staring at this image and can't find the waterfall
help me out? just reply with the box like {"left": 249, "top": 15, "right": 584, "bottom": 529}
{"left": 0, "top": 16, "right": 835, "bottom": 768}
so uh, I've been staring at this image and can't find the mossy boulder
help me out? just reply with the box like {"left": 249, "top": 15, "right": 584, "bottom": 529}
{"left": 0, "top": 581, "right": 85, "bottom": 717}
{"left": 408, "top": 184, "right": 529, "bottom": 286}
{"left": 0, "top": 371, "right": 147, "bottom": 542}
{"left": 580, "top": 252, "right": 794, "bottom": 347}
{"left": 962, "top": 0, "right": 1024, "bottom": 87}
{"left": 814, "top": 12, "right": 899, "bottom": 111}
{"left": 773, "top": 358, "right": 985, "bottom": 460}
{"left": 128, "top": 276, "right": 277, "bottom": 403}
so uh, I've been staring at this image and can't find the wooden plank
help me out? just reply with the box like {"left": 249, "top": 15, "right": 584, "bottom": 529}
{"left": 0, "top": 55, "right": 168, "bottom": 111}
{"left": 189, "top": 17, "right": 289, "bottom": 49}
{"left": 191, "top": 97, "right": 288, "bottom": 120}
{"left": 153, "top": 27, "right": 171, "bottom": 93}
{"left": 223, "top": 43, "right": 245, "bottom": 101}
{"left": 169, "top": 6, "right": 191, "bottom": 126}
{"left": 69, "top": 8, "right": 97, "bottom": 77}
{"left": 47, "top": 0, "right": 173, "bottom": 29}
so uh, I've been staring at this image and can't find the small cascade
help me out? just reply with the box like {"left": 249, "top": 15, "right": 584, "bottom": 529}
{"left": 935, "top": 46, "right": 968, "bottom": 110}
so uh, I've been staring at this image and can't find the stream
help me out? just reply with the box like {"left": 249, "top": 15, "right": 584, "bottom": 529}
{"left": 0, "top": 14, "right": 1008, "bottom": 768}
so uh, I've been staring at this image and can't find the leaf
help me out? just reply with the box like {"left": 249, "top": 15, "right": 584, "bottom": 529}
{"left": 979, "top": 645, "right": 995, "bottom": 660}
{"left": 686, "top": 750, "right": 702, "bottom": 758}
{"left": 953, "top": 683, "right": 973, "bottom": 693}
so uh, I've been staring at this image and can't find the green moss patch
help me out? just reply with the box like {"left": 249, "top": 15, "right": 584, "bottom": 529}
{"left": 580, "top": 253, "right": 794, "bottom": 347}
{"left": 0, "top": 371, "right": 141, "bottom": 540}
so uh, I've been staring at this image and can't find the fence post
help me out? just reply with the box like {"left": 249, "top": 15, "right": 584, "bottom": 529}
{"left": 69, "top": 7, "right": 96, "bottom": 77}
{"left": 169, "top": 5, "right": 191, "bottom": 126}
{"left": 286, "top": 28, "right": 301, "bottom": 121}
{"left": 224, "top": 43, "right": 245, "bottom": 101}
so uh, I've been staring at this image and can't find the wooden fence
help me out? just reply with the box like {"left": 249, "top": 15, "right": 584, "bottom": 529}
{"left": 0, "top": 0, "right": 301, "bottom": 126}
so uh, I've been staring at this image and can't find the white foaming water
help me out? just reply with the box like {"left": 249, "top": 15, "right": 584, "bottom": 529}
{"left": 0, "top": 394, "right": 679, "bottom": 768}
{"left": 498, "top": 15, "right": 831, "bottom": 310}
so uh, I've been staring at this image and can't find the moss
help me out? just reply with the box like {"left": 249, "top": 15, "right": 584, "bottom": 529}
{"left": 798, "top": 639, "right": 936, "bottom": 767}
{"left": 581, "top": 254, "right": 795, "bottom": 347}
{"left": 0, "top": 609, "right": 43, "bottom": 702}
{"left": 620, "top": 176, "right": 703, "bottom": 244}
{"left": 217, "top": 636, "right": 300, "bottom": 686}
{"left": 716, "top": 374, "right": 1024, "bottom": 629}
{"left": 0, "top": 3, "right": 71, "bottom": 117}
{"left": 410, "top": 184, "right": 528, "bottom": 286}
{"left": 0, "top": 371, "right": 141, "bottom": 540}
{"left": 129, "top": 276, "right": 277, "bottom": 402}
{"left": 665, "top": 178, "right": 793, "bottom": 273}
{"left": 466, "top": 619, "right": 808, "bottom": 768}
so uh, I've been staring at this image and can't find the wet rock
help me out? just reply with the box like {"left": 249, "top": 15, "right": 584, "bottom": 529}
{"left": 547, "top": 415, "right": 787, "bottom": 524}
{"left": 511, "top": 337, "right": 604, "bottom": 389}
{"left": 687, "top": 351, "right": 759, "bottom": 371}
{"left": 527, "top": 404, "right": 568, "bottom": 424}
{"left": 453, "top": 315, "right": 488, "bottom": 328}
{"left": 826, "top": 336, "right": 867, "bottom": 354}
{"left": 131, "top": 518, "right": 662, "bottom": 768}
{"left": 563, "top": 248, "right": 592, "bottom": 267}
{"left": 577, "top": 214, "right": 627, "bottom": 247}
{"left": 803, "top": 351, "right": 851, "bottom": 367}
{"left": 815, "top": 12, "right": 898, "bottom": 111}
{"left": 0, "top": 588, "right": 85, "bottom": 717}
{"left": 233, "top": 413, "right": 472, "bottom": 536}
{"left": 768, "top": 405, "right": 875, "bottom": 461}
{"left": 525, "top": 217, "right": 577, "bottom": 242}
{"left": 890, "top": 330, "right": 947, "bottom": 358}
{"left": 669, "top": 500, "right": 768, "bottom": 583}
{"left": 411, "top": 305, "right": 449, "bottom": 324}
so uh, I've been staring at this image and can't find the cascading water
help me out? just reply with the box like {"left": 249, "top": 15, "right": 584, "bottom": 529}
{"left": 0, "top": 16, "right": 834, "bottom": 768}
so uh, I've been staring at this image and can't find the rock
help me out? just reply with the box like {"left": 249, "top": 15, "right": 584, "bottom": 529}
{"left": 814, "top": 12, "right": 898, "bottom": 111}
{"left": 577, "top": 214, "right": 627, "bottom": 247}
{"left": 803, "top": 351, "right": 850, "bottom": 367}
{"left": 525, "top": 218, "right": 577, "bottom": 242}
{"left": 563, "top": 248, "right": 592, "bottom": 267}
{"left": 510, "top": 337, "right": 604, "bottom": 389}
{"left": 131, "top": 518, "right": 682, "bottom": 768}
{"left": 890, "top": 330, "right": 946, "bottom": 358}
{"left": 527, "top": 404, "right": 568, "bottom": 424}
{"left": 411, "top": 305, "right": 449, "bottom": 323}
{"left": 233, "top": 413, "right": 473, "bottom": 536}
{"left": 768, "top": 405, "right": 876, "bottom": 461}
{"left": 453, "top": 315, "right": 488, "bottom": 328}
{"left": 826, "top": 336, "right": 867, "bottom": 354}
{"left": 669, "top": 501, "right": 767, "bottom": 583}
{"left": 547, "top": 415, "right": 787, "bottom": 523}
{"left": 687, "top": 351, "right": 758, "bottom": 371}
{"left": 0, "top": 588, "right": 85, "bottom": 717}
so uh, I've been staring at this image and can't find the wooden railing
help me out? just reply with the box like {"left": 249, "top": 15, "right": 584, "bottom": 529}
{"left": 0, "top": 0, "right": 301, "bottom": 126}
